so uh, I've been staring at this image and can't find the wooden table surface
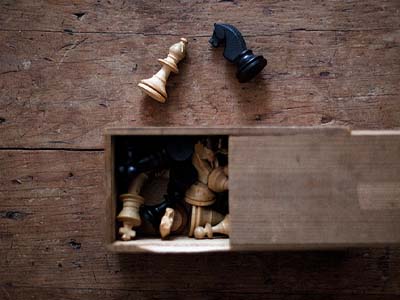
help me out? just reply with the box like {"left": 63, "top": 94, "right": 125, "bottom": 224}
{"left": 1, "top": 1, "right": 399, "bottom": 299}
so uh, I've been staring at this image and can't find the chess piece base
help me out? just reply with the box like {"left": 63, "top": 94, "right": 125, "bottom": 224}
{"left": 189, "top": 206, "right": 224, "bottom": 237}
{"left": 117, "top": 193, "right": 145, "bottom": 241}
{"left": 236, "top": 50, "right": 267, "bottom": 83}
{"left": 138, "top": 82, "right": 166, "bottom": 103}
{"left": 185, "top": 182, "right": 216, "bottom": 206}
{"left": 194, "top": 214, "right": 230, "bottom": 239}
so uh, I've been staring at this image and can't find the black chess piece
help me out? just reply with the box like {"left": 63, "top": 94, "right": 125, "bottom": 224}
{"left": 140, "top": 190, "right": 187, "bottom": 229}
{"left": 209, "top": 23, "right": 267, "bottom": 82}
{"left": 117, "top": 137, "right": 195, "bottom": 191}
{"left": 140, "top": 156, "right": 197, "bottom": 229}
{"left": 167, "top": 159, "right": 197, "bottom": 196}
{"left": 140, "top": 196, "right": 172, "bottom": 229}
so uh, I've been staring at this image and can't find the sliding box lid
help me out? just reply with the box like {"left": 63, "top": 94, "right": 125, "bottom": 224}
{"left": 229, "top": 129, "right": 400, "bottom": 250}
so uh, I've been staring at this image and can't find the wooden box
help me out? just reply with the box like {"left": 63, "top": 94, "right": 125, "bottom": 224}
{"left": 105, "top": 127, "right": 400, "bottom": 253}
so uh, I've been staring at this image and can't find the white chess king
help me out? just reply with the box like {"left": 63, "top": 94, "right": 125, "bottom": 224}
{"left": 138, "top": 38, "right": 188, "bottom": 103}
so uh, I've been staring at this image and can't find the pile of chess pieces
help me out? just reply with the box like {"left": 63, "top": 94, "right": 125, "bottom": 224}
{"left": 116, "top": 136, "right": 230, "bottom": 241}
{"left": 122, "top": 24, "right": 266, "bottom": 241}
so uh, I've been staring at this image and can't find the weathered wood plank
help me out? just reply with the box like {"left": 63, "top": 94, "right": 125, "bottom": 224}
{"left": 1, "top": 28, "right": 398, "bottom": 148}
{"left": 1, "top": 1, "right": 400, "bottom": 299}
{"left": 0, "top": 0, "right": 399, "bottom": 34}
{"left": 230, "top": 132, "right": 400, "bottom": 249}
{"left": 1, "top": 150, "right": 400, "bottom": 297}
{"left": 2, "top": 286, "right": 400, "bottom": 300}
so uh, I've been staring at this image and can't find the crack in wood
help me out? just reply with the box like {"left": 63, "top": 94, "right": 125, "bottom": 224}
{"left": 0, "top": 27, "right": 397, "bottom": 36}
{"left": 0, "top": 147, "right": 104, "bottom": 152}
{"left": 0, "top": 210, "right": 28, "bottom": 220}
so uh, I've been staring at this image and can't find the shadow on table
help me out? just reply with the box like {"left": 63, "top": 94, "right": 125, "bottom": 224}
{"left": 114, "top": 248, "right": 389, "bottom": 298}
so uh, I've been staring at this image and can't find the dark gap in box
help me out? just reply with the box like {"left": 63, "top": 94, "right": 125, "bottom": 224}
{"left": 114, "top": 135, "right": 229, "bottom": 241}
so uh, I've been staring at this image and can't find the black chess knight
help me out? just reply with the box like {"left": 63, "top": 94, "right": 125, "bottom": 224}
{"left": 209, "top": 23, "right": 267, "bottom": 82}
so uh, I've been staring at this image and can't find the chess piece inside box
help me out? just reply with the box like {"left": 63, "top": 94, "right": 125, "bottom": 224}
{"left": 159, "top": 207, "right": 175, "bottom": 239}
{"left": 117, "top": 137, "right": 194, "bottom": 180}
{"left": 208, "top": 166, "right": 229, "bottom": 193}
{"left": 189, "top": 206, "right": 224, "bottom": 237}
{"left": 185, "top": 181, "right": 216, "bottom": 206}
{"left": 159, "top": 204, "right": 188, "bottom": 238}
{"left": 138, "top": 38, "right": 188, "bottom": 103}
{"left": 185, "top": 141, "right": 217, "bottom": 206}
{"left": 194, "top": 214, "right": 230, "bottom": 239}
{"left": 117, "top": 173, "right": 148, "bottom": 241}
{"left": 192, "top": 142, "right": 214, "bottom": 184}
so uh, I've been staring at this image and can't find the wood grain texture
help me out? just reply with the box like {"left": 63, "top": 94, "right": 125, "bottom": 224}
{"left": 1, "top": 150, "right": 400, "bottom": 299}
{"left": 230, "top": 131, "right": 400, "bottom": 249}
{"left": 0, "top": 0, "right": 399, "bottom": 34}
{"left": 0, "top": 1, "right": 399, "bottom": 148}
{"left": 1, "top": 0, "right": 400, "bottom": 299}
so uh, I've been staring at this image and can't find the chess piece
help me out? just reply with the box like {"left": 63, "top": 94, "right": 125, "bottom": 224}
{"left": 117, "top": 150, "right": 168, "bottom": 185}
{"left": 167, "top": 157, "right": 197, "bottom": 197}
{"left": 185, "top": 141, "right": 218, "bottom": 206}
{"left": 159, "top": 204, "right": 188, "bottom": 238}
{"left": 185, "top": 181, "right": 216, "bottom": 206}
{"left": 208, "top": 166, "right": 229, "bottom": 192}
{"left": 169, "top": 203, "right": 188, "bottom": 234}
{"left": 160, "top": 207, "right": 175, "bottom": 239}
{"left": 165, "top": 137, "right": 195, "bottom": 161}
{"left": 194, "top": 214, "right": 230, "bottom": 239}
{"left": 140, "top": 196, "right": 171, "bottom": 229}
{"left": 140, "top": 156, "right": 194, "bottom": 230}
{"left": 138, "top": 38, "right": 188, "bottom": 103}
{"left": 189, "top": 206, "right": 224, "bottom": 236}
{"left": 118, "top": 138, "right": 195, "bottom": 180}
{"left": 140, "top": 192, "right": 187, "bottom": 227}
{"left": 209, "top": 23, "right": 267, "bottom": 82}
{"left": 117, "top": 173, "right": 148, "bottom": 241}
{"left": 192, "top": 143, "right": 213, "bottom": 184}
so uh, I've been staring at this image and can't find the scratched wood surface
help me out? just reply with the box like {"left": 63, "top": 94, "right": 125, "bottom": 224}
{"left": 0, "top": 1, "right": 399, "bottom": 148}
{"left": 0, "top": 0, "right": 400, "bottom": 299}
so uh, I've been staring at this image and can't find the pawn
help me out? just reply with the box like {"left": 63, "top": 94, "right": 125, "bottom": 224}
{"left": 189, "top": 206, "right": 224, "bottom": 236}
{"left": 194, "top": 214, "right": 230, "bottom": 239}
{"left": 208, "top": 166, "right": 229, "bottom": 192}
{"left": 138, "top": 38, "right": 188, "bottom": 103}
{"left": 117, "top": 173, "right": 148, "bottom": 241}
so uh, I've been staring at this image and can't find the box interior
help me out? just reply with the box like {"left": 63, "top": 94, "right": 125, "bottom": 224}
{"left": 110, "top": 134, "right": 230, "bottom": 253}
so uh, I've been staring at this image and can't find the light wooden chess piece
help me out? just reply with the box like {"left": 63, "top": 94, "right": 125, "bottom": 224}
{"left": 185, "top": 141, "right": 217, "bottom": 206}
{"left": 208, "top": 166, "right": 229, "bottom": 192}
{"left": 185, "top": 181, "right": 216, "bottom": 206}
{"left": 138, "top": 38, "right": 188, "bottom": 103}
{"left": 159, "top": 204, "right": 188, "bottom": 239}
{"left": 192, "top": 142, "right": 214, "bottom": 184}
{"left": 194, "top": 214, "right": 230, "bottom": 239}
{"left": 189, "top": 206, "right": 224, "bottom": 236}
{"left": 117, "top": 173, "right": 148, "bottom": 241}
{"left": 159, "top": 207, "right": 175, "bottom": 239}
